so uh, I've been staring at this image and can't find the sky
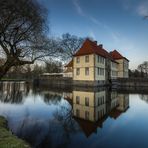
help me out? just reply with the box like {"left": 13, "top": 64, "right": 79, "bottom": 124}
{"left": 38, "top": 0, "right": 148, "bottom": 69}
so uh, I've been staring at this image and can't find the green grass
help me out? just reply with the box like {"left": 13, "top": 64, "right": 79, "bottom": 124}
{"left": 0, "top": 116, "right": 30, "bottom": 148}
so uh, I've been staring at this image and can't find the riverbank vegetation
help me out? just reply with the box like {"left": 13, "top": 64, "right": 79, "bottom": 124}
{"left": 0, "top": 116, "right": 30, "bottom": 148}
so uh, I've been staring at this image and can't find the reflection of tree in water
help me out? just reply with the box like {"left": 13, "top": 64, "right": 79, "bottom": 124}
{"left": 53, "top": 101, "right": 79, "bottom": 133}
{"left": 13, "top": 100, "right": 79, "bottom": 148}
{"left": 0, "top": 82, "right": 29, "bottom": 104}
{"left": 43, "top": 93, "right": 62, "bottom": 105}
{"left": 139, "top": 94, "right": 148, "bottom": 103}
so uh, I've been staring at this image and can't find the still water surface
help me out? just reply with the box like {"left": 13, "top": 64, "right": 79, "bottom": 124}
{"left": 0, "top": 82, "right": 148, "bottom": 148}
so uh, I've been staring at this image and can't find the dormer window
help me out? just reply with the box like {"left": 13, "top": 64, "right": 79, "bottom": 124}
{"left": 85, "top": 55, "right": 89, "bottom": 63}
{"left": 76, "top": 57, "right": 80, "bottom": 63}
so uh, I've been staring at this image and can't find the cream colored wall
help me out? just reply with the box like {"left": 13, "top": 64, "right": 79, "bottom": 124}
{"left": 73, "top": 91, "right": 95, "bottom": 106}
{"left": 73, "top": 67, "right": 95, "bottom": 81}
{"left": 116, "top": 59, "right": 129, "bottom": 78}
{"left": 73, "top": 54, "right": 106, "bottom": 81}
{"left": 116, "top": 59, "right": 124, "bottom": 77}
{"left": 73, "top": 53, "right": 129, "bottom": 81}
{"left": 73, "top": 90, "right": 107, "bottom": 122}
{"left": 73, "top": 54, "right": 95, "bottom": 81}
{"left": 117, "top": 94, "right": 129, "bottom": 111}
{"left": 73, "top": 104, "right": 95, "bottom": 121}
{"left": 73, "top": 91, "right": 95, "bottom": 121}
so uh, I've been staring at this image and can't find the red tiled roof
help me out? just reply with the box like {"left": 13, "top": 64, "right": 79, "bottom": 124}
{"left": 73, "top": 39, "right": 118, "bottom": 63}
{"left": 110, "top": 50, "right": 129, "bottom": 61}
{"left": 65, "top": 59, "right": 73, "bottom": 67}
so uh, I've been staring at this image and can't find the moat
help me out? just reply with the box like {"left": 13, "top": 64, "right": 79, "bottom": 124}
{"left": 0, "top": 82, "right": 148, "bottom": 148}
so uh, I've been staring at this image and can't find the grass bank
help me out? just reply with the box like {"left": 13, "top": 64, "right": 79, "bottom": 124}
{"left": 0, "top": 116, "right": 30, "bottom": 148}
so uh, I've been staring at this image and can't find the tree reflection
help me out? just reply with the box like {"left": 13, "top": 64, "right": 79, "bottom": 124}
{"left": 0, "top": 82, "right": 29, "bottom": 104}
{"left": 43, "top": 93, "right": 62, "bottom": 105}
{"left": 12, "top": 100, "right": 79, "bottom": 148}
{"left": 139, "top": 94, "right": 148, "bottom": 103}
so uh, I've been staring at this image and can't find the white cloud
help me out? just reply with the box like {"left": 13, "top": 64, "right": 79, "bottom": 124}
{"left": 73, "top": 0, "right": 84, "bottom": 16}
{"left": 89, "top": 30, "right": 96, "bottom": 39}
{"left": 137, "top": 1, "right": 148, "bottom": 16}
{"left": 89, "top": 16, "right": 102, "bottom": 26}
{"left": 72, "top": 0, "right": 121, "bottom": 45}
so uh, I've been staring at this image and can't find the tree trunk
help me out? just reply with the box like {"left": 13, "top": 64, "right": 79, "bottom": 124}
{"left": 0, "top": 58, "right": 16, "bottom": 80}
{"left": 0, "top": 66, "right": 11, "bottom": 80}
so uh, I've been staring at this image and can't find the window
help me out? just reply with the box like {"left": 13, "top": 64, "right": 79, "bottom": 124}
{"left": 97, "top": 68, "right": 104, "bottom": 76}
{"left": 76, "top": 96, "right": 80, "bottom": 104}
{"left": 85, "top": 111, "right": 89, "bottom": 120}
{"left": 98, "top": 55, "right": 104, "bottom": 64}
{"left": 85, "top": 97, "right": 89, "bottom": 106}
{"left": 76, "top": 57, "right": 80, "bottom": 63}
{"left": 76, "top": 109, "right": 80, "bottom": 117}
{"left": 85, "top": 55, "right": 89, "bottom": 63}
{"left": 76, "top": 68, "right": 80, "bottom": 75}
{"left": 97, "top": 56, "right": 100, "bottom": 63}
{"left": 98, "top": 96, "right": 105, "bottom": 106}
{"left": 85, "top": 67, "right": 89, "bottom": 75}
{"left": 112, "top": 70, "right": 117, "bottom": 76}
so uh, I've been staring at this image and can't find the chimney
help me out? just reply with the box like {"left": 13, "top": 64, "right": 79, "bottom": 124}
{"left": 99, "top": 44, "right": 103, "bottom": 48}
{"left": 94, "top": 41, "right": 97, "bottom": 45}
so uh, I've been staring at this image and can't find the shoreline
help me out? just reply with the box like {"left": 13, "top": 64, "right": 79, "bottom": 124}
{"left": 0, "top": 116, "right": 30, "bottom": 148}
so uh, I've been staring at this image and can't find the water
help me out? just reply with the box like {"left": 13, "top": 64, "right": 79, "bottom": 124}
{"left": 0, "top": 82, "right": 148, "bottom": 148}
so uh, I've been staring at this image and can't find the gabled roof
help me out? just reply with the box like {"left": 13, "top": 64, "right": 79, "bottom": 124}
{"left": 110, "top": 50, "right": 129, "bottom": 61}
{"left": 73, "top": 39, "right": 118, "bottom": 63}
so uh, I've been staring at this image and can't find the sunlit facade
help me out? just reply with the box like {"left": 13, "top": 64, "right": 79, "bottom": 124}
{"left": 65, "top": 39, "right": 129, "bottom": 85}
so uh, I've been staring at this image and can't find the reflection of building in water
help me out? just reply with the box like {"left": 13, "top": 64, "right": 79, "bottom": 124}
{"left": 64, "top": 89, "right": 129, "bottom": 137}
{"left": 73, "top": 90, "right": 107, "bottom": 122}
{"left": 0, "top": 81, "right": 28, "bottom": 103}
{"left": 109, "top": 94, "right": 129, "bottom": 119}
{"left": 117, "top": 94, "right": 129, "bottom": 111}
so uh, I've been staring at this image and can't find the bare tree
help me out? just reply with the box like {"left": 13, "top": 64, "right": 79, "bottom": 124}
{"left": 45, "top": 60, "right": 63, "bottom": 73}
{"left": 0, "top": 0, "right": 59, "bottom": 79}
{"left": 137, "top": 61, "right": 148, "bottom": 77}
{"left": 60, "top": 33, "right": 84, "bottom": 62}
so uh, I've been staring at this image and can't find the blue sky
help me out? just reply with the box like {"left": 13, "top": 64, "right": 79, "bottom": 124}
{"left": 39, "top": 0, "right": 148, "bottom": 69}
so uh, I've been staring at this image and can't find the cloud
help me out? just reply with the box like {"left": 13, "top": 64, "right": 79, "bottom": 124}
{"left": 89, "top": 16, "right": 102, "bottom": 26}
{"left": 137, "top": 1, "right": 148, "bottom": 16}
{"left": 72, "top": 0, "right": 120, "bottom": 44}
{"left": 73, "top": 0, "right": 84, "bottom": 16}
{"left": 89, "top": 16, "right": 120, "bottom": 43}
{"left": 89, "top": 30, "right": 96, "bottom": 39}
